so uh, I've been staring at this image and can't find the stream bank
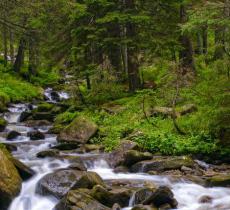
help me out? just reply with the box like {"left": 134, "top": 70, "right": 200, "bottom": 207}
{"left": 0, "top": 88, "right": 230, "bottom": 210}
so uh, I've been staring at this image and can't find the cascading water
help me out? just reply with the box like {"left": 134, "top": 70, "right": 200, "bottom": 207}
{"left": 1, "top": 88, "right": 230, "bottom": 210}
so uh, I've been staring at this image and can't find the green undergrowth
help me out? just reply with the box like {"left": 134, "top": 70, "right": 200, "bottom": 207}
{"left": 0, "top": 65, "right": 43, "bottom": 106}
{"left": 54, "top": 58, "right": 229, "bottom": 160}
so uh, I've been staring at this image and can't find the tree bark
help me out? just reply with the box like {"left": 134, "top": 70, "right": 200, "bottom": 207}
{"left": 179, "top": 5, "right": 195, "bottom": 75}
{"left": 124, "top": 0, "right": 141, "bottom": 92}
{"left": 28, "top": 35, "right": 38, "bottom": 76}
{"left": 9, "top": 30, "right": 14, "bottom": 64}
{"left": 14, "top": 37, "right": 25, "bottom": 73}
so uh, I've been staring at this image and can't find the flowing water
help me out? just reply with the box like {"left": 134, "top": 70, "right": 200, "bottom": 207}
{"left": 1, "top": 90, "right": 230, "bottom": 210}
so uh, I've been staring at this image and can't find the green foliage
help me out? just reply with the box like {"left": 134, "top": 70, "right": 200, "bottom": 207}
{"left": 0, "top": 65, "right": 42, "bottom": 104}
{"left": 30, "top": 68, "right": 60, "bottom": 86}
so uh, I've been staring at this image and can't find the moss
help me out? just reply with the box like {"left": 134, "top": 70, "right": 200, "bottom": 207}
{"left": 36, "top": 103, "right": 55, "bottom": 112}
{"left": 0, "top": 117, "right": 7, "bottom": 132}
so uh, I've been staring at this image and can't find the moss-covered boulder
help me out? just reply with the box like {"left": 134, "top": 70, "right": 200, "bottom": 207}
{"left": 131, "top": 156, "right": 194, "bottom": 173}
{"left": 91, "top": 185, "right": 132, "bottom": 207}
{"left": 207, "top": 175, "right": 230, "bottom": 187}
{"left": 108, "top": 140, "right": 140, "bottom": 167}
{"left": 131, "top": 205, "right": 157, "bottom": 210}
{"left": 36, "top": 149, "right": 59, "bottom": 158}
{"left": 11, "top": 157, "right": 35, "bottom": 180}
{"left": 36, "top": 103, "right": 55, "bottom": 112}
{"left": 123, "top": 150, "right": 152, "bottom": 167}
{"left": 0, "top": 147, "right": 22, "bottom": 210}
{"left": 57, "top": 116, "right": 98, "bottom": 144}
{"left": 73, "top": 171, "right": 105, "bottom": 189}
{"left": 0, "top": 117, "right": 7, "bottom": 132}
{"left": 143, "top": 186, "right": 178, "bottom": 209}
{"left": 54, "top": 190, "right": 110, "bottom": 210}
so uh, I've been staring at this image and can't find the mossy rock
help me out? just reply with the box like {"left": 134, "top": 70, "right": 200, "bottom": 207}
{"left": 57, "top": 116, "right": 98, "bottom": 144}
{"left": 36, "top": 103, "right": 55, "bottom": 112}
{"left": 123, "top": 150, "right": 152, "bottom": 167}
{"left": 91, "top": 185, "right": 132, "bottom": 207}
{"left": 55, "top": 190, "right": 110, "bottom": 210}
{"left": 0, "top": 147, "right": 22, "bottom": 210}
{"left": 131, "top": 156, "right": 195, "bottom": 173}
{"left": 207, "top": 175, "right": 230, "bottom": 187}
{"left": 0, "top": 117, "right": 7, "bottom": 132}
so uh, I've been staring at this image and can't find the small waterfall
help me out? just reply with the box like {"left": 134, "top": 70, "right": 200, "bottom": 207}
{"left": 128, "top": 191, "right": 136, "bottom": 207}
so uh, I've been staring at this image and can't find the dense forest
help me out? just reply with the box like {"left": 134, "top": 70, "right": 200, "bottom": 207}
{"left": 0, "top": 1, "right": 229, "bottom": 210}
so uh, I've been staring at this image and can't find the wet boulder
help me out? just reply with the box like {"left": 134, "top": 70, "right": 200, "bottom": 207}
{"left": 133, "top": 187, "right": 157, "bottom": 205}
{"left": 54, "top": 190, "right": 110, "bottom": 210}
{"left": 11, "top": 157, "right": 35, "bottom": 180}
{"left": 7, "top": 130, "right": 21, "bottom": 140}
{"left": 51, "top": 142, "right": 80, "bottom": 150}
{"left": 123, "top": 150, "right": 152, "bottom": 167}
{"left": 207, "top": 174, "right": 230, "bottom": 187}
{"left": 27, "top": 130, "right": 45, "bottom": 140}
{"left": 143, "top": 186, "right": 178, "bottom": 209}
{"left": 131, "top": 205, "right": 157, "bottom": 210}
{"left": 57, "top": 116, "right": 98, "bottom": 144}
{"left": 131, "top": 156, "right": 194, "bottom": 173}
{"left": 0, "top": 117, "right": 7, "bottom": 132}
{"left": 0, "top": 147, "right": 22, "bottom": 210}
{"left": 36, "top": 103, "right": 55, "bottom": 112}
{"left": 112, "top": 203, "right": 121, "bottom": 210}
{"left": 19, "top": 111, "right": 31, "bottom": 122}
{"left": 36, "top": 149, "right": 59, "bottom": 158}
{"left": 36, "top": 170, "right": 104, "bottom": 199}
{"left": 32, "top": 112, "right": 55, "bottom": 122}
{"left": 108, "top": 140, "right": 140, "bottom": 167}
{"left": 25, "top": 120, "right": 51, "bottom": 127}
{"left": 73, "top": 171, "right": 105, "bottom": 189}
{"left": 36, "top": 169, "right": 84, "bottom": 199}
{"left": 51, "top": 91, "right": 60, "bottom": 101}
{"left": 91, "top": 185, "right": 132, "bottom": 207}
{"left": 68, "top": 161, "right": 87, "bottom": 171}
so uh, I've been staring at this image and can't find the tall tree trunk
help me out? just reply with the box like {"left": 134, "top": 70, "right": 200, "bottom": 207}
{"left": 214, "top": 29, "right": 225, "bottom": 59}
{"left": 124, "top": 0, "right": 141, "bottom": 92}
{"left": 179, "top": 5, "right": 195, "bottom": 75}
{"left": 28, "top": 36, "right": 37, "bottom": 76}
{"left": 121, "top": 25, "right": 128, "bottom": 77}
{"left": 14, "top": 37, "right": 25, "bottom": 73}
{"left": 2, "top": 24, "right": 8, "bottom": 67}
{"left": 202, "top": 24, "right": 208, "bottom": 54}
{"left": 9, "top": 30, "right": 14, "bottom": 64}
{"left": 196, "top": 31, "right": 203, "bottom": 55}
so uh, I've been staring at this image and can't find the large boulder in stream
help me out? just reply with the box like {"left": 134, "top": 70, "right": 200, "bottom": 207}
{"left": 207, "top": 174, "right": 230, "bottom": 187}
{"left": 27, "top": 130, "right": 45, "bottom": 140}
{"left": 143, "top": 186, "right": 178, "bottom": 209}
{"left": 36, "top": 169, "right": 104, "bottom": 199}
{"left": 0, "top": 147, "right": 22, "bottom": 210}
{"left": 55, "top": 190, "right": 110, "bottom": 210}
{"left": 91, "top": 185, "right": 132, "bottom": 207}
{"left": 0, "top": 117, "right": 7, "bottom": 132}
{"left": 6, "top": 130, "right": 21, "bottom": 140}
{"left": 11, "top": 157, "right": 35, "bottom": 180}
{"left": 57, "top": 116, "right": 98, "bottom": 144}
{"left": 108, "top": 140, "right": 140, "bottom": 167}
{"left": 131, "top": 156, "right": 195, "bottom": 173}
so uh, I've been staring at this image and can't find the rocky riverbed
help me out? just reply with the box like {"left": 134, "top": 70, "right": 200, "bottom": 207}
{"left": 0, "top": 89, "right": 230, "bottom": 210}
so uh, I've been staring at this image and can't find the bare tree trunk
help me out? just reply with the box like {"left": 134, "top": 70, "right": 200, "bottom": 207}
{"left": 2, "top": 0, "right": 8, "bottom": 67}
{"left": 28, "top": 36, "right": 37, "bottom": 76}
{"left": 202, "top": 24, "right": 208, "bottom": 54}
{"left": 14, "top": 37, "right": 25, "bottom": 73}
{"left": 125, "top": 0, "right": 141, "bottom": 92}
{"left": 179, "top": 5, "right": 195, "bottom": 75}
{"left": 9, "top": 30, "right": 14, "bottom": 64}
{"left": 121, "top": 25, "right": 128, "bottom": 77}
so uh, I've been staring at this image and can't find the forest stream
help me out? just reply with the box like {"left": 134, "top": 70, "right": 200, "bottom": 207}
{"left": 0, "top": 88, "right": 229, "bottom": 210}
